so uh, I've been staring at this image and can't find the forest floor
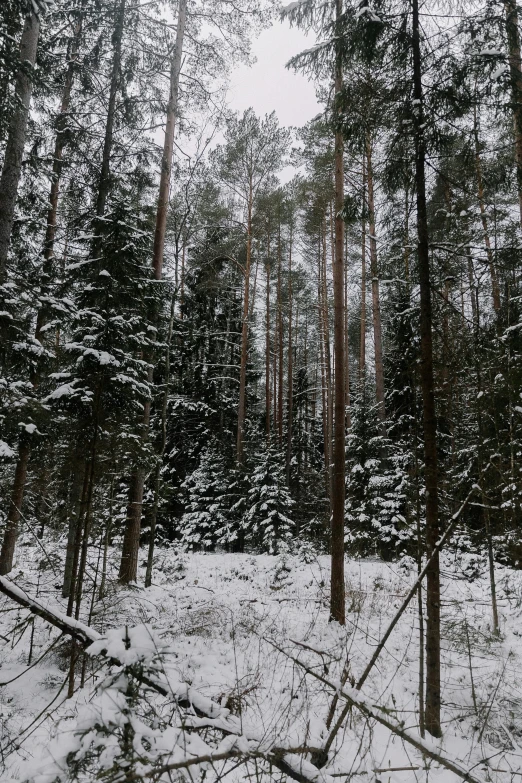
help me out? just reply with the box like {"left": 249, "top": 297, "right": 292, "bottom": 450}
{"left": 1, "top": 541, "right": 522, "bottom": 782}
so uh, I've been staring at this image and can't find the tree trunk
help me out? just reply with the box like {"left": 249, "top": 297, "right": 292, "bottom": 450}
{"left": 504, "top": 0, "right": 522, "bottom": 227}
{"left": 277, "top": 226, "right": 284, "bottom": 445}
{"left": 145, "top": 296, "right": 175, "bottom": 588}
{"left": 365, "top": 133, "right": 385, "bottom": 422}
{"left": 0, "top": 439, "right": 31, "bottom": 574}
{"left": 266, "top": 257, "right": 271, "bottom": 441}
{"left": 151, "top": 0, "right": 187, "bottom": 279}
{"left": 322, "top": 221, "right": 333, "bottom": 508}
{"left": 344, "top": 227, "right": 351, "bottom": 427}
{"left": 472, "top": 95, "right": 501, "bottom": 313}
{"left": 99, "top": 477, "right": 114, "bottom": 600}
{"left": 0, "top": 11, "right": 40, "bottom": 281}
{"left": 319, "top": 237, "right": 330, "bottom": 516}
{"left": 120, "top": 0, "right": 186, "bottom": 582}
{"left": 412, "top": 0, "right": 441, "bottom": 738}
{"left": 62, "top": 459, "right": 87, "bottom": 598}
{"left": 236, "top": 180, "right": 253, "bottom": 465}
{"left": 360, "top": 159, "right": 367, "bottom": 380}
{"left": 286, "top": 228, "right": 294, "bottom": 483}
{"left": 35, "top": 15, "right": 83, "bottom": 341}
{"left": 330, "top": 0, "right": 346, "bottom": 626}
{"left": 94, "top": 0, "right": 126, "bottom": 220}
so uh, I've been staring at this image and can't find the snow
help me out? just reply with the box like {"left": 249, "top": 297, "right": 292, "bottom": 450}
{"left": 19, "top": 423, "right": 38, "bottom": 434}
{"left": 1, "top": 547, "right": 521, "bottom": 782}
{"left": 0, "top": 439, "right": 14, "bottom": 458}
{"left": 44, "top": 383, "right": 77, "bottom": 400}
{"left": 491, "top": 64, "right": 508, "bottom": 79}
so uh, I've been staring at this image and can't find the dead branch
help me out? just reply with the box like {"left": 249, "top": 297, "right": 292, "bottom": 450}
{"left": 356, "top": 480, "right": 482, "bottom": 692}
{"left": 267, "top": 638, "right": 487, "bottom": 783}
{"left": 0, "top": 575, "right": 101, "bottom": 646}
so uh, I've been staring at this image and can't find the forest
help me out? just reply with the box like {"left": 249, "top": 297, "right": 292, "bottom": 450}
{"left": 0, "top": 0, "right": 521, "bottom": 781}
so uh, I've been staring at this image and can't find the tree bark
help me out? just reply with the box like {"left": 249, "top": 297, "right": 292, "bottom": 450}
{"left": 504, "top": 0, "right": 522, "bottom": 227}
{"left": 365, "top": 133, "right": 385, "bottom": 422}
{"left": 344, "top": 227, "right": 351, "bottom": 427}
{"left": 412, "top": 0, "right": 441, "bottom": 738}
{"left": 0, "top": 11, "right": 40, "bottom": 281}
{"left": 321, "top": 222, "right": 333, "bottom": 510}
{"left": 318, "top": 237, "right": 331, "bottom": 515}
{"left": 330, "top": 0, "right": 346, "bottom": 626}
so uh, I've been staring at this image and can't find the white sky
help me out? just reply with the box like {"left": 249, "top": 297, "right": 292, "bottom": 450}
{"left": 228, "top": 18, "right": 321, "bottom": 134}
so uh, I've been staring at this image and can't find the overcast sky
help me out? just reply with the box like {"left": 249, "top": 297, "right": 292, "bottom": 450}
{"left": 228, "top": 18, "right": 321, "bottom": 131}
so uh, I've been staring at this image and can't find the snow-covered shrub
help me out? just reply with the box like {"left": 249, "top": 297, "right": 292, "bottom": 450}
{"left": 27, "top": 625, "right": 172, "bottom": 783}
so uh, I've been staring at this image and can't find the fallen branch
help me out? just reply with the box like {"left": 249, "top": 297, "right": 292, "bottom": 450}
{"left": 267, "top": 639, "right": 487, "bottom": 783}
{"left": 356, "top": 479, "right": 482, "bottom": 691}
{"left": 307, "top": 481, "right": 483, "bottom": 769}
{"left": 0, "top": 575, "right": 101, "bottom": 646}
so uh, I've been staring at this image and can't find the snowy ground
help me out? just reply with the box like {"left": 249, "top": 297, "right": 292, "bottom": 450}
{"left": 1, "top": 542, "right": 522, "bottom": 782}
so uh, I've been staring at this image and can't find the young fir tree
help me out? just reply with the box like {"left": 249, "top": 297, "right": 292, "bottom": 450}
{"left": 179, "top": 443, "right": 229, "bottom": 550}
{"left": 345, "top": 381, "right": 412, "bottom": 559}
{"left": 243, "top": 446, "right": 295, "bottom": 554}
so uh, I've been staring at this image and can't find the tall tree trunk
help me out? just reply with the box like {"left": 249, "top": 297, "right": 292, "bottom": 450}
{"left": 95, "top": 0, "right": 126, "bottom": 220}
{"left": 273, "top": 312, "right": 278, "bottom": 435}
{"left": 344, "top": 228, "right": 351, "bottom": 427}
{"left": 120, "top": 0, "right": 186, "bottom": 582}
{"left": 236, "top": 180, "right": 253, "bottom": 464}
{"left": 0, "top": 11, "right": 40, "bottom": 281}
{"left": 322, "top": 220, "right": 333, "bottom": 506}
{"left": 504, "top": 0, "right": 522, "bottom": 227}
{"left": 472, "top": 97, "right": 501, "bottom": 314}
{"left": 145, "top": 296, "right": 175, "bottom": 588}
{"left": 365, "top": 133, "right": 385, "bottom": 422}
{"left": 265, "top": 257, "right": 271, "bottom": 441}
{"left": 62, "top": 459, "right": 87, "bottom": 598}
{"left": 286, "top": 228, "right": 293, "bottom": 482}
{"left": 330, "top": 0, "right": 346, "bottom": 625}
{"left": 36, "top": 15, "right": 83, "bottom": 341}
{"left": 151, "top": 0, "right": 187, "bottom": 279}
{"left": 277, "top": 225, "right": 284, "bottom": 445}
{"left": 318, "top": 236, "right": 331, "bottom": 516}
{"left": 412, "top": 0, "right": 441, "bottom": 738}
{"left": 360, "top": 159, "right": 367, "bottom": 380}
